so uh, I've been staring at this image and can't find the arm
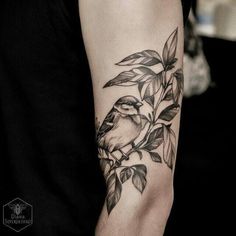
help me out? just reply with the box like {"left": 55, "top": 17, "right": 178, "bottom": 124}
{"left": 79, "top": 1, "right": 184, "bottom": 235}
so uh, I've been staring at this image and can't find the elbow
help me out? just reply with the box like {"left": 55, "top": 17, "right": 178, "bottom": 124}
{"left": 142, "top": 177, "right": 174, "bottom": 215}
{"left": 96, "top": 182, "right": 174, "bottom": 236}
{"left": 134, "top": 179, "right": 174, "bottom": 234}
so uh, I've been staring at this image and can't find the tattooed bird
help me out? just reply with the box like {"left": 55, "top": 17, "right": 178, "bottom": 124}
{"left": 97, "top": 96, "right": 145, "bottom": 156}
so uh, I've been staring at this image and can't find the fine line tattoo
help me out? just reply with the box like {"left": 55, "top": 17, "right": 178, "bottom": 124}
{"left": 96, "top": 28, "right": 183, "bottom": 215}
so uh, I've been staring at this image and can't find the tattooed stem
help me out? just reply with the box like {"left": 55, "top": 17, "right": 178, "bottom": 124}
{"left": 153, "top": 89, "right": 165, "bottom": 121}
{"left": 110, "top": 152, "right": 121, "bottom": 164}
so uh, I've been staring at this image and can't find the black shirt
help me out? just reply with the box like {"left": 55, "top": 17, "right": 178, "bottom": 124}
{"left": 0, "top": 1, "right": 191, "bottom": 235}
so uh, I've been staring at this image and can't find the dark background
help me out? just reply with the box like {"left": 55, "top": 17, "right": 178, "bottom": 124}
{"left": 165, "top": 1, "right": 234, "bottom": 234}
{"left": 165, "top": 37, "right": 234, "bottom": 235}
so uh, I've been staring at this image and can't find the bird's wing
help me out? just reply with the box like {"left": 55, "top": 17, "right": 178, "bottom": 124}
{"left": 97, "top": 108, "right": 117, "bottom": 140}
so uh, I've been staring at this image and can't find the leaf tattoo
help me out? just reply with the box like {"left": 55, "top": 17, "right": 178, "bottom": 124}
{"left": 103, "top": 67, "right": 157, "bottom": 88}
{"left": 97, "top": 28, "right": 183, "bottom": 214}
{"left": 116, "top": 50, "right": 162, "bottom": 66}
{"left": 132, "top": 165, "right": 147, "bottom": 193}
{"left": 106, "top": 172, "right": 122, "bottom": 214}
{"left": 142, "top": 127, "right": 164, "bottom": 151}
{"left": 158, "top": 104, "right": 180, "bottom": 122}
{"left": 120, "top": 167, "right": 132, "bottom": 183}
{"left": 163, "top": 125, "right": 176, "bottom": 169}
{"left": 138, "top": 71, "right": 162, "bottom": 101}
{"left": 172, "top": 69, "right": 184, "bottom": 104}
{"left": 163, "top": 28, "right": 178, "bottom": 70}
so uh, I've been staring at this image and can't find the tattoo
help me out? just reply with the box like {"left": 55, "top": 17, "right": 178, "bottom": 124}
{"left": 96, "top": 28, "right": 183, "bottom": 214}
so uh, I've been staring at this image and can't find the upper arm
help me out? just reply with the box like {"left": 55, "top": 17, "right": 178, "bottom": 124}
{"left": 79, "top": 0, "right": 184, "bottom": 233}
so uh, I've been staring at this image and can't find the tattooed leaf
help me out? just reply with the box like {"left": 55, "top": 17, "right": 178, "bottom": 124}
{"left": 166, "top": 58, "right": 178, "bottom": 71}
{"left": 132, "top": 174, "right": 146, "bottom": 193}
{"left": 136, "top": 150, "right": 143, "bottom": 160}
{"left": 148, "top": 127, "right": 163, "bottom": 143}
{"left": 144, "top": 95, "right": 154, "bottom": 107}
{"left": 144, "top": 141, "right": 162, "bottom": 151}
{"left": 163, "top": 28, "right": 178, "bottom": 69}
{"left": 158, "top": 104, "right": 180, "bottom": 122}
{"left": 149, "top": 152, "right": 162, "bottom": 163}
{"left": 172, "top": 69, "right": 184, "bottom": 103}
{"left": 144, "top": 79, "right": 161, "bottom": 99}
{"left": 163, "top": 86, "right": 173, "bottom": 101}
{"left": 116, "top": 50, "right": 162, "bottom": 66}
{"left": 104, "top": 71, "right": 137, "bottom": 87}
{"left": 120, "top": 167, "right": 132, "bottom": 183}
{"left": 104, "top": 67, "right": 157, "bottom": 88}
{"left": 132, "top": 165, "right": 147, "bottom": 193}
{"left": 134, "top": 164, "right": 147, "bottom": 176}
{"left": 163, "top": 125, "right": 176, "bottom": 169}
{"left": 106, "top": 172, "right": 122, "bottom": 214}
{"left": 148, "top": 113, "right": 153, "bottom": 121}
{"left": 100, "top": 158, "right": 112, "bottom": 173}
{"left": 143, "top": 127, "right": 164, "bottom": 151}
{"left": 138, "top": 71, "right": 162, "bottom": 100}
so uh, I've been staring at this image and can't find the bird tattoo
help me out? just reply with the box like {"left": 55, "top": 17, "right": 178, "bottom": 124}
{"left": 97, "top": 96, "right": 146, "bottom": 162}
{"left": 95, "top": 28, "right": 181, "bottom": 215}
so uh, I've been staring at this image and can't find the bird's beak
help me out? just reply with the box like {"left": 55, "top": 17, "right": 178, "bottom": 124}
{"left": 136, "top": 102, "right": 143, "bottom": 107}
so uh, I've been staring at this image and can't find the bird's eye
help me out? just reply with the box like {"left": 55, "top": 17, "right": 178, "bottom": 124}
{"left": 121, "top": 104, "right": 131, "bottom": 110}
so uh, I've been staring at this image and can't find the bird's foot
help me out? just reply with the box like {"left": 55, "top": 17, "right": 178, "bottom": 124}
{"left": 131, "top": 142, "right": 135, "bottom": 148}
{"left": 120, "top": 150, "right": 130, "bottom": 161}
{"left": 109, "top": 152, "right": 122, "bottom": 167}
{"left": 114, "top": 159, "right": 121, "bottom": 167}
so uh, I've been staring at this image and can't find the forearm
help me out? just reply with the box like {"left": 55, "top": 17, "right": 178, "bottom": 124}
{"left": 79, "top": 0, "right": 183, "bottom": 235}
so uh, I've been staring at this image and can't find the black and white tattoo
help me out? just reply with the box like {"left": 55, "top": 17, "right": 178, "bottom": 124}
{"left": 96, "top": 28, "right": 183, "bottom": 214}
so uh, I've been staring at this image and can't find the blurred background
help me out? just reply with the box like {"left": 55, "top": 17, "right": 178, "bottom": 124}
{"left": 166, "top": 0, "right": 235, "bottom": 235}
